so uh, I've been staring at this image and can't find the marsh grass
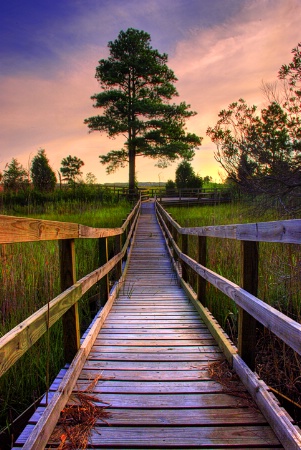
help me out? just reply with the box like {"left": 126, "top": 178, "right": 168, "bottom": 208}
{"left": 0, "top": 200, "right": 132, "bottom": 432}
{"left": 167, "top": 201, "right": 301, "bottom": 410}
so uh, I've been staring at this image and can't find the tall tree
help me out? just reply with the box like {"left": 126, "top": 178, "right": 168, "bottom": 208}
{"left": 84, "top": 28, "right": 202, "bottom": 192}
{"left": 3, "top": 158, "right": 29, "bottom": 191}
{"left": 31, "top": 149, "right": 57, "bottom": 192}
{"left": 60, "top": 155, "right": 84, "bottom": 185}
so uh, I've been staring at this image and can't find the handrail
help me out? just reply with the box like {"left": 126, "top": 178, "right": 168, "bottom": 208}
{"left": 0, "top": 199, "right": 140, "bottom": 244}
{"left": 155, "top": 200, "right": 301, "bottom": 364}
{"left": 0, "top": 199, "right": 141, "bottom": 377}
{"left": 157, "top": 201, "right": 301, "bottom": 244}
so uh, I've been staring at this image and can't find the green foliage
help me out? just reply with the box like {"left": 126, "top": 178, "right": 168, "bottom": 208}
{"left": 207, "top": 99, "right": 301, "bottom": 198}
{"left": 175, "top": 160, "right": 202, "bottom": 189}
{"left": 60, "top": 155, "right": 84, "bottom": 185}
{"left": 3, "top": 158, "right": 29, "bottom": 192}
{"left": 165, "top": 179, "right": 176, "bottom": 190}
{"left": 84, "top": 28, "right": 202, "bottom": 190}
{"left": 31, "top": 149, "right": 56, "bottom": 192}
{"left": 207, "top": 42, "right": 301, "bottom": 207}
{"left": 85, "top": 172, "right": 97, "bottom": 184}
{"left": 279, "top": 41, "right": 301, "bottom": 124}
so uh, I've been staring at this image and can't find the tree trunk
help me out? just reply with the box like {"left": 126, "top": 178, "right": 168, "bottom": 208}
{"left": 128, "top": 143, "right": 136, "bottom": 194}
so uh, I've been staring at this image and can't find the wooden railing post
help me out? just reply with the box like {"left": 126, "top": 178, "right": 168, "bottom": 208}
{"left": 181, "top": 233, "right": 188, "bottom": 282}
{"left": 171, "top": 224, "right": 178, "bottom": 261}
{"left": 59, "top": 238, "right": 80, "bottom": 363}
{"left": 238, "top": 240, "right": 259, "bottom": 370}
{"left": 197, "top": 236, "right": 207, "bottom": 306}
{"left": 115, "top": 232, "right": 123, "bottom": 280}
{"left": 98, "top": 237, "right": 109, "bottom": 306}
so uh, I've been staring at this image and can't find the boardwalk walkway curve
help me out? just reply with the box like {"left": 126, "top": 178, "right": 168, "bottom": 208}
{"left": 15, "top": 201, "right": 285, "bottom": 448}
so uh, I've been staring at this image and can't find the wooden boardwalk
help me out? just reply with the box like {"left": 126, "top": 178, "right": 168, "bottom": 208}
{"left": 15, "top": 201, "right": 282, "bottom": 448}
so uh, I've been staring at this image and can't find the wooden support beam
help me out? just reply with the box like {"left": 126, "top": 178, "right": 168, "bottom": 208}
{"left": 181, "top": 233, "right": 188, "bottom": 282}
{"left": 59, "top": 239, "right": 80, "bottom": 363}
{"left": 238, "top": 240, "right": 259, "bottom": 370}
{"left": 197, "top": 236, "right": 207, "bottom": 306}
{"left": 98, "top": 237, "right": 109, "bottom": 307}
{"left": 115, "top": 233, "right": 123, "bottom": 281}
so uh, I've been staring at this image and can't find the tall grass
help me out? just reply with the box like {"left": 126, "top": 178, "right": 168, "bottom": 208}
{"left": 0, "top": 199, "right": 132, "bottom": 432}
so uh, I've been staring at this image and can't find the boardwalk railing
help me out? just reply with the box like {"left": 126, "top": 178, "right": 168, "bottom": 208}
{"left": 156, "top": 200, "right": 301, "bottom": 367}
{"left": 0, "top": 198, "right": 141, "bottom": 379}
{"left": 155, "top": 200, "right": 301, "bottom": 446}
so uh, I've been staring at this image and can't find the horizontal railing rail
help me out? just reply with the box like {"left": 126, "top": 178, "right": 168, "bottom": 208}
{"left": 155, "top": 200, "right": 301, "bottom": 369}
{"left": 0, "top": 199, "right": 141, "bottom": 377}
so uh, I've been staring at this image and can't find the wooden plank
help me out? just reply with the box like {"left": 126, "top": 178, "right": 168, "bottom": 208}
{"left": 87, "top": 351, "right": 221, "bottom": 361}
{"left": 61, "top": 367, "right": 236, "bottom": 381}
{"left": 102, "top": 323, "right": 205, "bottom": 329}
{"left": 0, "top": 214, "right": 79, "bottom": 243}
{"left": 47, "top": 379, "right": 231, "bottom": 394}
{"left": 62, "top": 392, "right": 250, "bottom": 408}
{"left": 156, "top": 200, "right": 301, "bottom": 243}
{"left": 97, "top": 332, "right": 212, "bottom": 339}
{"left": 90, "top": 345, "right": 220, "bottom": 353}
{"left": 30, "top": 406, "right": 269, "bottom": 425}
{"left": 99, "top": 328, "right": 207, "bottom": 334}
{"left": 83, "top": 359, "right": 221, "bottom": 371}
{"left": 46, "top": 425, "right": 281, "bottom": 447}
{"left": 94, "top": 338, "right": 216, "bottom": 346}
{"left": 0, "top": 199, "right": 140, "bottom": 244}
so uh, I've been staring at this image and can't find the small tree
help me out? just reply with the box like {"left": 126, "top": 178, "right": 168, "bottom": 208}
{"left": 84, "top": 28, "right": 202, "bottom": 192}
{"left": 175, "top": 161, "right": 202, "bottom": 189}
{"left": 60, "top": 155, "right": 84, "bottom": 185}
{"left": 207, "top": 98, "right": 301, "bottom": 196}
{"left": 31, "top": 149, "right": 56, "bottom": 192}
{"left": 3, "top": 158, "right": 29, "bottom": 191}
{"left": 165, "top": 179, "right": 176, "bottom": 190}
{"left": 85, "top": 172, "right": 97, "bottom": 184}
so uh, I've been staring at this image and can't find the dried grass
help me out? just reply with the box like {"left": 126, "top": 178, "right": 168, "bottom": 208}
{"left": 50, "top": 375, "right": 111, "bottom": 450}
{"left": 207, "top": 360, "right": 258, "bottom": 408}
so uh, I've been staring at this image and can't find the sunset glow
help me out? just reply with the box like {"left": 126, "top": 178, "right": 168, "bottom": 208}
{"left": 1, "top": 0, "right": 300, "bottom": 184}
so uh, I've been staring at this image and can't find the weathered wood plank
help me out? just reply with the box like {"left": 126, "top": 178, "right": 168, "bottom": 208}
{"left": 94, "top": 338, "right": 216, "bottom": 346}
{"left": 156, "top": 201, "right": 301, "bottom": 243}
{"left": 87, "top": 351, "right": 221, "bottom": 361}
{"left": 0, "top": 215, "right": 79, "bottom": 243}
{"left": 30, "top": 406, "right": 268, "bottom": 425}
{"left": 83, "top": 359, "right": 221, "bottom": 371}
{"left": 64, "top": 392, "right": 251, "bottom": 408}
{"left": 46, "top": 425, "right": 281, "bottom": 447}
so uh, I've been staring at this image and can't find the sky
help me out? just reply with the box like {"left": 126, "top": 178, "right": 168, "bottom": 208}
{"left": 0, "top": 0, "right": 300, "bottom": 185}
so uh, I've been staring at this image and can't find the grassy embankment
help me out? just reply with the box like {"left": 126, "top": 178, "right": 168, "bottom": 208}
{"left": 166, "top": 200, "right": 301, "bottom": 415}
{"left": 0, "top": 198, "right": 132, "bottom": 432}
